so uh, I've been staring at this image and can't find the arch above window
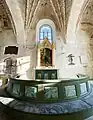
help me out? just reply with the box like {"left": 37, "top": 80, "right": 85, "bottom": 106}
{"left": 39, "top": 25, "right": 52, "bottom": 43}
{"left": 36, "top": 19, "right": 56, "bottom": 67}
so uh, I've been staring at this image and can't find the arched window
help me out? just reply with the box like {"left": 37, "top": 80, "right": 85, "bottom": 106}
{"left": 39, "top": 25, "right": 52, "bottom": 42}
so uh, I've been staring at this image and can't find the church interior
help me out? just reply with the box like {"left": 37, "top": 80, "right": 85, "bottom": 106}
{"left": 1, "top": 0, "right": 93, "bottom": 120}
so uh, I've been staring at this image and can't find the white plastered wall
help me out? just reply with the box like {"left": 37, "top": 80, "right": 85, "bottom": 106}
{"left": 0, "top": 29, "right": 17, "bottom": 61}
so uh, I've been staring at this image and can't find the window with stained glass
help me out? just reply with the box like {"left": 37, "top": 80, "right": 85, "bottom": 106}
{"left": 39, "top": 25, "right": 52, "bottom": 42}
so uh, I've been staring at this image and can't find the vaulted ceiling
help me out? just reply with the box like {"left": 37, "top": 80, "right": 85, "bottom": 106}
{"left": 0, "top": 0, "right": 12, "bottom": 30}
{"left": 25, "top": 0, "right": 73, "bottom": 39}
{"left": 80, "top": 0, "right": 93, "bottom": 36}
{"left": 0, "top": 0, "right": 93, "bottom": 43}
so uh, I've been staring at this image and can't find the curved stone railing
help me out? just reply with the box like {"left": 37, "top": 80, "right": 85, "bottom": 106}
{"left": 6, "top": 76, "right": 91, "bottom": 103}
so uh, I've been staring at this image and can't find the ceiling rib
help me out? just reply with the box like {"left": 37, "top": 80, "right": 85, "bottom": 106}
{"left": 0, "top": 0, "right": 16, "bottom": 34}
{"left": 49, "top": 0, "right": 62, "bottom": 30}
{"left": 29, "top": 0, "right": 42, "bottom": 28}
{"left": 56, "top": 0, "right": 64, "bottom": 29}
{"left": 62, "top": 0, "right": 66, "bottom": 31}
{"left": 76, "top": 0, "right": 90, "bottom": 32}
{"left": 27, "top": 0, "right": 37, "bottom": 28}
{"left": 25, "top": 0, "right": 30, "bottom": 27}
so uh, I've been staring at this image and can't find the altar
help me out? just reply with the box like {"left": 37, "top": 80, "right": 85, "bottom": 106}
{"left": 35, "top": 68, "right": 58, "bottom": 80}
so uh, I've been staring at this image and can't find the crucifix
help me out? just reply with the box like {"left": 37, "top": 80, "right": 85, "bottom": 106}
{"left": 67, "top": 54, "right": 75, "bottom": 65}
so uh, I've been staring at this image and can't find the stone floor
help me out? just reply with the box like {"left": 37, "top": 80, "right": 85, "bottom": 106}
{"left": 0, "top": 106, "right": 92, "bottom": 120}
{"left": 0, "top": 102, "right": 11, "bottom": 120}
{"left": 0, "top": 100, "right": 92, "bottom": 120}
{"left": 85, "top": 115, "right": 93, "bottom": 120}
